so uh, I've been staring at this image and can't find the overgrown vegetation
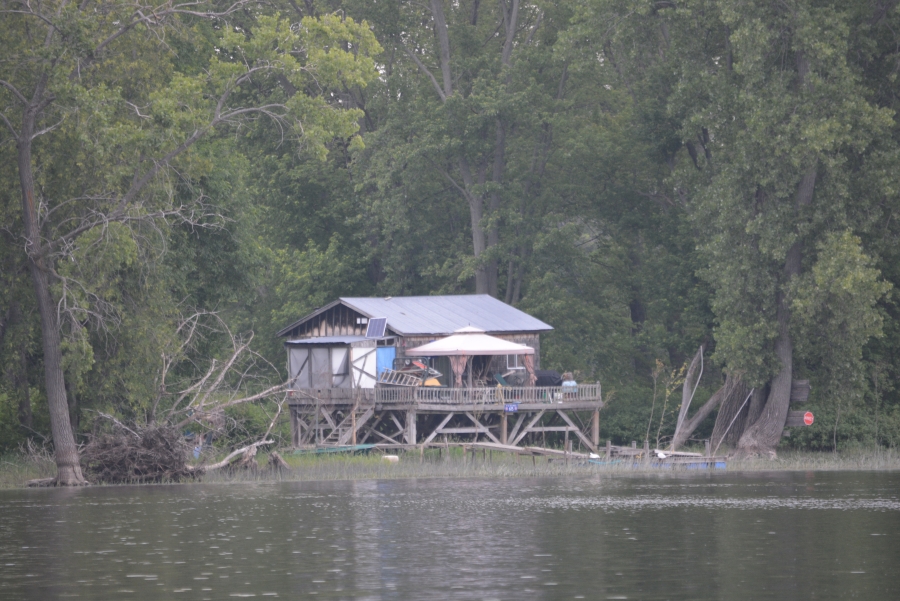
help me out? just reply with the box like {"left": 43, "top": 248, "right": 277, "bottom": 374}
{"left": 4, "top": 1, "right": 900, "bottom": 481}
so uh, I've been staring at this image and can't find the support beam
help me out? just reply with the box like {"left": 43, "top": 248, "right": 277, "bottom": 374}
{"left": 370, "top": 428, "right": 403, "bottom": 445}
{"left": 512, "top": 410, "right": 546, "bottom": 446}
{"left": 337, "top": 407, "right": 374, "bottom": 445}
{"left": 507, "top": 412, "right": 527, "bottom": 443}
{"left": 592, "top": 409, "right": 600, "bottom": 447}
{"left": 389, "top": 412, "right": 407, "bottom": 438}
{"left": 464, "top": 412, "right": 502, "bottom": 445}
{"left": 423, "top": 413, "right": 455, "bottom": 444}
{"left": 556, "top": 410, "right": 598, "bottom": 453}
{"left": 500, "top": 413, "right": 508, "bottom": 445}
{"left": 358, "top": 413, "right": 385, "bottom": 444}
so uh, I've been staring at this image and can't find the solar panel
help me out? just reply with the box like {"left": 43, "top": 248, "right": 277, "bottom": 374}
{"left": 366, "top": 317, "right": 387, "bottom": 338}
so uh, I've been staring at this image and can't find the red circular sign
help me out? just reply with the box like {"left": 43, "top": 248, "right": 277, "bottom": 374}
{"left": 803, "top": 411, "right": 814, "bottom": 426}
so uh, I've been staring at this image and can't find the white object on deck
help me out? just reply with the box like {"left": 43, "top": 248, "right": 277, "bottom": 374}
{"left": 382, "top": 455, "right": 399, "bottom": 463}
{"left": 405, "top": 327, "right": 535, "bottom": 356}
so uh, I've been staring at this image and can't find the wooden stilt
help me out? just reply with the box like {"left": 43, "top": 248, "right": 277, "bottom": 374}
{"left": 500, "top": 412, "right": 508, "bottom": 445}
{"left": 592, "top": 409, "right": 600, "bottom": 447}
{"left": 606, "top": 440, "right": 611, "bottom": 460}
{"left": 406, "top": 410, "right": 417, "bottom": 445}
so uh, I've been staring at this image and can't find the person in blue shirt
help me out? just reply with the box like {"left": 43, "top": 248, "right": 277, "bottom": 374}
{"left": 561, "top": 372, "right": 577, "bottom": 398}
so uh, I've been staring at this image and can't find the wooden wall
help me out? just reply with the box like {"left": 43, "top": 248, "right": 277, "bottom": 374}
{"left": 285, "top": 304, "right": 368, "bottom": 339}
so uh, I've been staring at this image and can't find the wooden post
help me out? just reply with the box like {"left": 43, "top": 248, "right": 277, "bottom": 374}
{"left": 643, "top": 439, "right": 650, "bottom": 463}
{"left": 406, "top": 410, "right": 417, "bottom": 445}
{"left": 704, "top": 439, "right": 711, "bottom": 457}
{"left": 631, "top": 440, "right": 636, "bottom": 449}
{"left": 351, "top": 402, "right": 357, "bottom": 446}
{"left": 500, "top": 412, "right": 508, "bottom": 445}
{"left": 606, "top": 440, "right": 611, "bottom": 460}
{"left": 592, "top": 409, "right": 600, "bottom": 447}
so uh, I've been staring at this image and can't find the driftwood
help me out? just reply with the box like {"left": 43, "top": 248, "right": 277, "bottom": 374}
{"left": 268, "top": 451, "right": 290, "bottom": 470}
{"left": 201, "top": 440, "right": 273, "bottom": 472}
{"left": 25, "top": 478, "right": 59, "bottom": 488}
{"left": 77, "top": 413, "right": 276, "bottom": 483}
{"left": 81, "top": 424, "right": 196, "bottom": 484}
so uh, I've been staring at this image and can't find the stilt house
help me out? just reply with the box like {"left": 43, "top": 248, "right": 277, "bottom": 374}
{"left": 277, "top": 295, "right": 553, "bottom": 389}
{"left": 277, "top": 295, "right": 603, "bottom": 451}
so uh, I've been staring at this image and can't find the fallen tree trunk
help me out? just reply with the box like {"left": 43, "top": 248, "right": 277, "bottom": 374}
{"left": 194, "top": 440, "right": 273, "bottom": 472}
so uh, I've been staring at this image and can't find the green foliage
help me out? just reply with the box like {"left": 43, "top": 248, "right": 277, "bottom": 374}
{"left": 4, "top": 0, "right": 900, "bottom": 453}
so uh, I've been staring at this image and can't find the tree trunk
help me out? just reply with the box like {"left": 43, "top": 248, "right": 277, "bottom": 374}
{"left": 735, "top": 297, "right": 793, "bottom": 455}
{"left": 736, "top": 163, "right": 817, "bottom": 457}
{"left": 17, "top": 113, "right": 86, "bottom": 485}
{"left": 18, "top": 347, "right": 33, "bottom": 431}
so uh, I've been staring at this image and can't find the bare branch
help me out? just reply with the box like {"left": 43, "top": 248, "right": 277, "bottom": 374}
{"left": 429, "top": 0, "right": 453, "bottom": 97}
{"left": 174, "top": 383, "right": 287, "bottom": 430}
{"left": 0, "top": 110, "right": 19, "bottom": 138}
{"left": 0, "top": 79, "right": 28, "bottom": 105}
{"left": 399, "top": 41, "right": 446, "bottom": 102}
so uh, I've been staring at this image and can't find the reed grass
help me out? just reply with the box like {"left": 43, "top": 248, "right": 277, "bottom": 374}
{"left": 0, "top": 453, "right": 57, "bottom": 489}
{"left": 2, "top": 446, "right": 899, "bottom": 489}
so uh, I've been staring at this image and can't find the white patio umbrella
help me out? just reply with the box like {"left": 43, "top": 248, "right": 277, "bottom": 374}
{"left": 405, "top": 326, "right": 535, "bottom": 356}
{"left": 405, "top": 327, "right": 535, "bottom": 387}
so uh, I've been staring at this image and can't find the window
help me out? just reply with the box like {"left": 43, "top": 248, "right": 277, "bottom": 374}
{"left": 507, "top": 354, "right": 525, "bottom": 370}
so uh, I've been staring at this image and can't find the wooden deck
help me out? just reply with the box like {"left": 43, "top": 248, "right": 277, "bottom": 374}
{"left": 287, "top": 384, "right": 603, "bottom": 452}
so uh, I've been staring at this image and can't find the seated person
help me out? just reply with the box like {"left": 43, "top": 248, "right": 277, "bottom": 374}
{"left": 561, "top": 372, "right": 577, "bottom": 397}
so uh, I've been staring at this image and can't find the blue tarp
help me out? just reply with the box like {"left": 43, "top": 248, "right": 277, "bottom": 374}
{"left": 376, "top": 346, "right": 396, "bottom": 378}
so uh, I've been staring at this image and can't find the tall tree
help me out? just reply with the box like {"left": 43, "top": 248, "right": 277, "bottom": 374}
{"left": 0, "top": 0, "right": 379, "bottom": 483}
{"left": 356, "top": 0, "right": 575, "bottom": 297}
{"left": 576, "top": 0, "right": 898, "bottom": 454}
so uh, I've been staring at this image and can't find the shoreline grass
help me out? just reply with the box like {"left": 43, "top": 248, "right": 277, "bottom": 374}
{"left": 3, "top": 446, "right": 899, "bottom": 489}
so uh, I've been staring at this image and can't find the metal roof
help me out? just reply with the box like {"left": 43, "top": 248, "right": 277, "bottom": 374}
{"left": 276, "top": 295, "right": 552, "bottom": 338}
{"left": 345, "top": 295, "right": 551, "bottom": 336}
{"left": 284, "top": 336, "right": 369, "bottom": 345}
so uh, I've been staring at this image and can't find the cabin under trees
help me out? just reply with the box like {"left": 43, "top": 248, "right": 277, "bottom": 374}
{"left": 278, "top": 295, "right": 603, "bottom": 452}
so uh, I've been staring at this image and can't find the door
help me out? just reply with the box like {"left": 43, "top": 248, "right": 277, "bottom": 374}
{"left": 376, "top": 347, "right": 396, "bottom": 379}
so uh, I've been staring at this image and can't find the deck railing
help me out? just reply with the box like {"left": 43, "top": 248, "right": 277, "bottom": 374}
{"left": 289, "top": 384, "right": 601, "bottom": 406}
{"left": 291, "top": 384, "right": 601, "bottom": 406}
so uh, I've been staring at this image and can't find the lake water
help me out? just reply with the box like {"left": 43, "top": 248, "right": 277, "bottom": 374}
{"left": 0, "top": 471, "right": 898, "bottom": 600}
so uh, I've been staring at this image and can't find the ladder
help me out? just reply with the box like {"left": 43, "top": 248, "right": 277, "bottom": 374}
{"left": 377, "top": 368, "right": 423, "bottom": 387}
